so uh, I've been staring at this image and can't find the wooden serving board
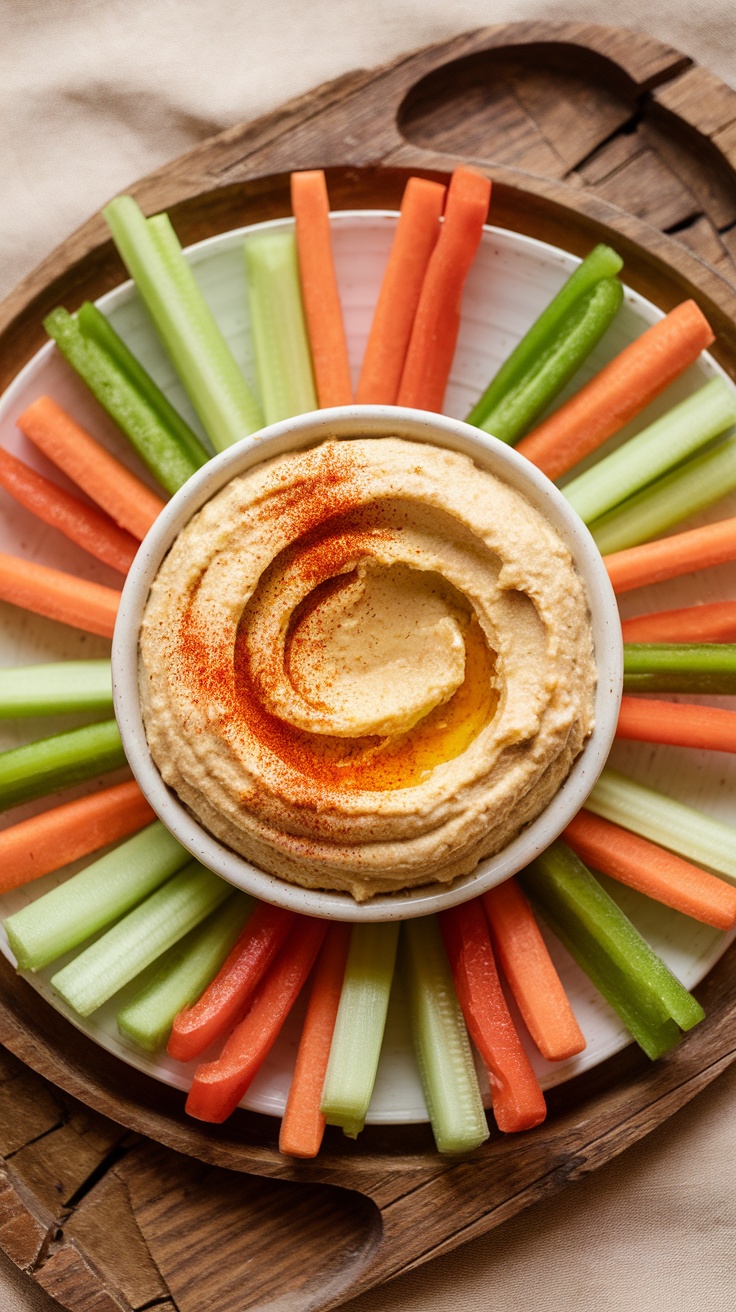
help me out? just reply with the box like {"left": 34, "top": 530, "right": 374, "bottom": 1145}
{"left": 2, "top": 21, "right": 736, "bottom": 1312}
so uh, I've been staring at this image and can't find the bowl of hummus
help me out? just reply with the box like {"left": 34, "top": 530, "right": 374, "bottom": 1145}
{"left": 113, "top": 406, "right": 622, "bottom": 920}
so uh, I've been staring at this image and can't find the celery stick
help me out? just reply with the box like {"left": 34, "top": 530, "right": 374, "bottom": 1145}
{"left": 0, "top": 661, "right": 112, "bottom": 717}
{"left": 50, "top": 860, "right": 230, "bottom": 1016}
{"left": 403, "top": 917, "right": 489, "bottom": 1154}
{"left": 527, "top": 893, "right": 681, "bottom": 1060}
{"left": 590, "top": 433, "right": 736, "bottom": 554}
{"left": 117, "top": 893, "right": 252, "bottom": 1051}
{"left": 521, "top": 842, "right": 704, "bottom": 1057}
{"left": 44, "top": 307, "right": 208, "bottom": 494}
{"left": 467, "top": 243, "right": 623, "bottom": 434}
{"left": 103, "top": 198, "right": 262, "bottom": 451}
{"left": 471, "top": 279, "right": 623, "bottom": 444}
{"left": 77, "top": 302, "right": 212, "bottom": 468}
{"left": 4, "top": 822, "right": 190, "bottom": 971}
{"left": 587, "top": 768, "right": 736, "bottom": 882}
{"left": 564, "top": 379, "right": 736, "bottom": 524}
{"left": 320, "top": 922, "right": 399, "bottom": 1137}
{"left": 244, "top": 232, "right": 317, "bottom": 425}
{"left": 623, "top": 643, "right": 736, "bottom": 693}
{"left": 0, "top": 720, "right": 125, "bottom": 812}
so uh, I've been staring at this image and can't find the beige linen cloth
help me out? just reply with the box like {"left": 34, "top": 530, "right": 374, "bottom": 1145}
{"left": 2, "top": 1, "right": 735, "bottom": 1308}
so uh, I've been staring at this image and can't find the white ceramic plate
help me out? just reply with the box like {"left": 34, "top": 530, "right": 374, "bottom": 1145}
{"left": 0, "top": 213, "right": 734, "bottom": 1124}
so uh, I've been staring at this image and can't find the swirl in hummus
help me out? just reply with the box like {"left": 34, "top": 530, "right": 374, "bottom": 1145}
{"left": 139, "top": 437, "right": 596, "bottom": 900}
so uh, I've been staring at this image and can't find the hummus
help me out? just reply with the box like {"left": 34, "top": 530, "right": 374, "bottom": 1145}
{"left": 139, "top": 437, "right": 596, "bottom": 900}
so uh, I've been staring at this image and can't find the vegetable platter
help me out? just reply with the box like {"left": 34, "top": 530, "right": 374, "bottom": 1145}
{"left": 2, "top": 21, "right": 736, "bottom": 1312}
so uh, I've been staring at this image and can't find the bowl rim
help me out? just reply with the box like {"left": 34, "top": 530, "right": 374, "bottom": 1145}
{"left": 113, "top": 404, "right": 623, "bottom": 921}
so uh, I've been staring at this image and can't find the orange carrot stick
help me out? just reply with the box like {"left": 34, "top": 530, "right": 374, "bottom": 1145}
{"left": 515, "top": 301, "right": 714, "bottom": 480}
{"left": 604, "top": 516, "right": 736, "bottom": 594}
{"left": 397, "top": 167, "right": 491, "bottom": 413}
{"left": 279, "top": 922, "right": 351, "bottom": 1158}
{"left": 186, "top": 917, "right": 327, "bottom": 1123}
{"left": 0, "top": 447, "right": 138, "bottom": 574}
{"left": 439, "top": 899, "right": 546, "bottom": 1132}
{"left": 482, "top": 879, "right": 585, "bottom": 1062}
{"left": 616, "top": 696, "right": 736, "bottom": 753}
{"left": 621, "top": 600, "right": 736, "bottom": 645}
{"left": 291, "top": 171, "right": 353, "bottom": 408}
{"left": 355, "top": 177, "right": 446, "bottom": 405}
{"left": 0, "top": 781, "right": 154, "bottom": 893}
{"left": 17, "top": 396, "right": 166, "bottom": 539}
{"left": 0, "top": 552, "right": 120, "bottom": 638}
{"left": 563, "top": 810, "right": 736, "bottom": 930}
{"left": 168, "top": 902, "right": 295, "bottom": 1063}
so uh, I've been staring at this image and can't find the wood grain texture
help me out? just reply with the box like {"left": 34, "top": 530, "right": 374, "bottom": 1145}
{"left": 2, "top": 20, "right": 736, "bottom": 1312}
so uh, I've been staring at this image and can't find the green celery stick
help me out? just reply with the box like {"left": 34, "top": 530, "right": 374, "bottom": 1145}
{"left": 521, "top": 842, "right": 704, "bottom": 1058}
{"left": 564, "top": 378, "right": 736, "bottom": 524}
{"left": 470, "top": 278, "right": 623, "bottom": 444}
{"left": 623, "top": 643, "right": 736, "bottom": 694}
{"left": 4, "top": 822, "right": 190, "bottom": 971}
{"left": 77, "top": 302, "right": 212, "bottom": 468}
{"left": 467, "top": 243, "right": 624, "bottom": 437}
{"left": 591, "top": 433, "right": 736, "bottom": 554}
{"left": 51, "top": 860, "right": 230, "bottom": 1016}
{"left": 44, "top": 306, "right": 208, "bottom": 494}
{"left": 244, "top": 231, "right": 317, "bottom": 424}
{"left": 0, "top": 720, "right": 125, "bottom": 812}
{"left": 587, "top": 768, "right": 736, "bottom": 882}
{"left": 103, "top": 198, "right": 263, "bottom": 451}
{"left": 321, "top": 922, "right": 399, "bottom": 1137}
{"left": 117, "top": 893, "right": 252, "bottom": 1051}
{"left": 526, "top": 892, "right": 681, "bottom": 1060}
{"left": 403, "top": 917, "right": 489, "bottom": 1154}
{"left": 0, "top": 660, "right": 112, "bottom": 717}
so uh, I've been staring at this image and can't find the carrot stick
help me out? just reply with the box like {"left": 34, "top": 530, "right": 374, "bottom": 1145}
{"left": 515, "top": 301, "right": 714, "bottom": 480}
{"left": 17, "top": 397, "right": 166, "bottom": 540}
{"left": 439, "top": 899, "right": 546, "bottom": 1132}
{"left": 616, "top": 696, "right": 736, "bottom": 753}
{"left": 0, "top": 781, "right": 154, "bottom": 893}
{"left": 604, "top": 516, "right": 736, "bottom": 594}
{"left": 397, "top": 167, "right": 491, "bottom": 413}
{"left": 186, "top": 917, "right": 327, "bottom": 1123}
{"left": 0, "top": 447, "right": 138, "bottom": 575}
{"left": 482, "top": 879, "right": 585, "bottom": 1062}
{"left": 167, "top": 901, "right": 295, "bottom": 1062}
{"left": 355, "top": 177, "right": 446, "bottom": 404}
{"left": 621, "top": 600, "right": 736, "bottom": 645}
{"left": 0, "top": 553, "right": 120, "bottom": 639}
{"left": 563, "top": 810, "right": 736, "bottom": 930}
{"left": 279, "top": 922, "right": 351, "bottom": 1158}
{"left": 290, "top": 170, "right": 353, "bottom": 408}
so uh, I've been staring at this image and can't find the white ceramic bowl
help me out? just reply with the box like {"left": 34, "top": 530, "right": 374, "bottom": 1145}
{"left": 112, "top": 404, "right": 623, "bottom": 920}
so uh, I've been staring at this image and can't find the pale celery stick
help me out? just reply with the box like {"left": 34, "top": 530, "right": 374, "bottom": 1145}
{"left": 590, "top": 434, "right": 736, "bottom": 554}
{"left": 103, "top": 197, "right": 263, "bottom": 451}
{"left": 244, "top": 231, "right": 317, "bottom": 424}
{"left": 50, "top": 860, "right": 230, "bottom": 1016}
{"left": 4, "top": 822, "right": 190, "bottom": 971}
{"left": 586, "top": 768, "right": 736, "bottom": 882}
{"left": 117, "top": 893, "right": 252, "bottom": 1051}
{"left": 563, "top": 378, "right": 736, "bottom": 524}
{"left": 0, "top": 660, "right": 112, "bottom": 717}
{"left": 403, "top": 917, "right": 489, "bottom": 1154}
{"left": 321, "top": 922, "right": 399, "bottom": 1137}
